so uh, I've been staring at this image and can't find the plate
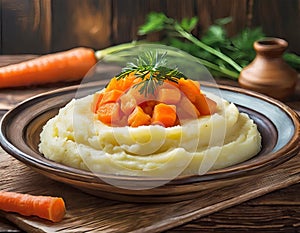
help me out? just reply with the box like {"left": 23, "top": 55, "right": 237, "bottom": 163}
{"left": 1, "top": 81, "right": 299, "bottom": 202}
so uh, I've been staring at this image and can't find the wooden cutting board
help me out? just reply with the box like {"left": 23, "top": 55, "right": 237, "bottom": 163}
{"left": 1, "top": 146, "right": 300, "bottom": 233}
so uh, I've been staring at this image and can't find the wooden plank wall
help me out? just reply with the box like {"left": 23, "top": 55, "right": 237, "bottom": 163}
{"left": 0, "top": 0, "right": 299, "bottom": 55}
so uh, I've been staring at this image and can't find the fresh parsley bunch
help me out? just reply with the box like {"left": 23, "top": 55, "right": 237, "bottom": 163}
{"left": 138, "top": 12, "right": 300, "bottom": 79}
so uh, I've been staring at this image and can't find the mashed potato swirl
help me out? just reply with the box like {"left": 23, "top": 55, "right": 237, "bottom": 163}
{"left": 39, "top": 91, "right": 261, "bottom": 177}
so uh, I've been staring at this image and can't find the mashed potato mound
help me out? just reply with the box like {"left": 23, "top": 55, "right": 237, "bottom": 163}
{"left": 39, "top": 92, "right": 261, "bottom": 177}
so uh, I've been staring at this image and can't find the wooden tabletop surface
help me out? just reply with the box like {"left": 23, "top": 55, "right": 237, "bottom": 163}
{"left": 0, "top": 55, "right": 299, "bottom": 232}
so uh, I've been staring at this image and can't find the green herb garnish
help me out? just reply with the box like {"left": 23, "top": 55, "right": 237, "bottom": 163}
{"left": 116, "top": 51, "right": 187, "bottom": 96}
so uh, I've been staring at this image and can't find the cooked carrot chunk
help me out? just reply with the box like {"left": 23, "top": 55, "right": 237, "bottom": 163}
{"left": 139, "top": 100, "right": 158, "bottom": 116}
{"left": 128, "top": 106, "right": 151, "bottom": 127}
{"left": 100, "top": 89, "right": 123, "bottom": 105}
{"left": 178, "top": 78, "right": 201, "bottom": 103}
{"left": 152, "top": 103, "right": 177, "bottom": 127}
{"left": 97, "top": 102, "right": 121, "bottom": 125}
{"left": 164, "top": 79, "right": 179, "bottom": 88}
{"left": 157, "top": 87, "right": 181, "bottom": 104}
{"left": 194, "top": 94, "right": 217, "bottom": 115}
{"left": 119, "top": 92, "right": 137, "bottom": 115}
{"left": 91, "top": 92, "right": 104, "bottom": 113}
{"left": 127, "top": 87, "right": 146, "bottom": 105}
{"left": 106, "top": 74, "right": 136, "bottom": 92}
{"left": 176, "top": 95, "right": 200, "bottom": 120}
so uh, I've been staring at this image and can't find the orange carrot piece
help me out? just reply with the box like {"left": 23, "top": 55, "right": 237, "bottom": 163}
{"left": 139, "top": 100, "right": 158, "bottom": 116}
{"left": 157, "top": 87, "right": 181, "bottom": 104}
{"left": 176, "top": 95, "right": 200, "bottom": 120}
{"left": 120, "top": 92, "right": 137, "bottom": 115}
{"left": 125, "top": 87, "right": 147, "bottom": 106}
{"left": 91, "top": 92, "right": 104, "bottom": 113}
{"left": 164, "top": 79, "right": 179, "bottom": 88}
{"left": 128, "top": 106, "right": 151, "bottom": 127}
{"left": 178, "top": 78, "right": 201, "bottom": 103}
{"left": 0, "top": 191, "right": 66, "bottom": 222}
{"left": 97, "top": 102, "right": 121, "bottom": 125}
{"left": 194, "top": 94, "right": 217, "bottom": 115}
{"left": 100, "top": 89, "right": 123, "bottom": 105}
{"left": 0, "top": 47, "right": 97, "bottom": 88}
{"left": 106, "top": 74, "right": 137, "bottom": 92}
{"left": 151, "top": 103, "right": 177, "bottom": 127}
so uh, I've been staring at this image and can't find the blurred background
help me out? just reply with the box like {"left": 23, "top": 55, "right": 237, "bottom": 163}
{"left": 1, "top": 0, "right": 299, "bottom": 55}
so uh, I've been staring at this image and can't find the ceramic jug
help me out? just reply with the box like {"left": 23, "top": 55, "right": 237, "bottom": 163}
{"left": 238, "top": 38, "right": 298, "bottom": 100}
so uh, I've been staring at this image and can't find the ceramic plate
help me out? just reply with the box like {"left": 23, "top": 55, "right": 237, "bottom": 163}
{"left": 1, "top": 81, "right": 299, "bottom": 202}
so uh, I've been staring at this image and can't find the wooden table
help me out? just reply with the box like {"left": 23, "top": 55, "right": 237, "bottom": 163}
{"left": 0, "top": 55, "right": 299, "bottom": 232}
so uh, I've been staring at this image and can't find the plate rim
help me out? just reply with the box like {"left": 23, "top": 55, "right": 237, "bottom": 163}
{"left": 0, "top": 81, "right": 300, "bottom": 185}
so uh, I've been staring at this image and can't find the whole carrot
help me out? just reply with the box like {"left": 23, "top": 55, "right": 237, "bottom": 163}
{"left": 0, "top": 47, "right": 97, "bottom": 88}
{"left": 0, "top": 191, "right": 66, "bottom": 222}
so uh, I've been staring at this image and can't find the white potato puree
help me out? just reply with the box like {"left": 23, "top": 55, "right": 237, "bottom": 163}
{"left": 39, "top": 92, "right": 261, "bottom": 178}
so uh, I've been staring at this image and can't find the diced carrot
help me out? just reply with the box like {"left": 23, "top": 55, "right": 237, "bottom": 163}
{"left": 128, "top": 106, "right": 151, "bottom": 127}
{"left": 157, "top": 87, "right": 181, "bottom": 104}
{"left": 105, "top": 77, "right": 118, "bottom": 91}
{"left": 194, "top": 94, "right": 217, "bottom": 115}
{"left": 178, "top": 78, "right": 201, "bottom": 103}
{"left": 119, "top": 92, "right": 137, "bottom": 115}
{"left": 91, "top": 92, "right": 104, "bottom": 113}
{"left": 139, "top": 100, "right": 158, "bottom": 116}
{"left": 152, "top": 103, "right": 177, "bottom": 127}
{"left": 106, "top": 73, "right": 137, "bottom": 92}
{"left": 100, "top": 89, "right": 123, "bottom": 105}
{"left": 176, "top": 95, "right": 200, "bottom": 120}
{"left": 127, "top": 86, "right": 147, "bottom": 105}
{"left": 164, "top": 79, "right": 179, "bottom": 88}
{"left": 0, "top": 191, "right": 66, "bottom": 222}
{"left": 97, "top": 102, "right": 121, "bottom": 125}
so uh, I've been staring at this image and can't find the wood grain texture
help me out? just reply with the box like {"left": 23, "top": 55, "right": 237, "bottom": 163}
{"left": 2, "top": 0, "right": 52, "bottom": 54}
{"left": 0, "top": 146, "right": 299, "bottom": 232}
{"left": 51, "top": 0, "right": 111, "bottom": 52}
{"left": 195, "top": 0, "right": 248, "bottom": 36}
{"left": 1, "top": 0, "right": 300, "bottom": 55}
{"left": 165, "top": 0, "right": 196, "bottom": 19}
{"left": 0, "top": 0, "right": 2, "bottom": 54}
{"left": 169, "top": 197, "right": 300, "bottom": 232}
{"left": 111, "top": 0, "right": 149, "bottom": 44}
{"left": 252, "top": 0, "right": 300, "bottom": 54}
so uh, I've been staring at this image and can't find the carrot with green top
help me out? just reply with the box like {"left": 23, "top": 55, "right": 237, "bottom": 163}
{"left": 0, "top": 47, "right": 97, "bottom": 88}
{"left": 0, "top": 42, "right": 140, "bottom": 88}
{"left": 0, "top": 191, "right": 66, "bottom": 222}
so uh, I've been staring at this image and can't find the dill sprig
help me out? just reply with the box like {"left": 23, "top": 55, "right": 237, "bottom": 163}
{"left": 116, "top": 51, "right": 187, "bottom": 96}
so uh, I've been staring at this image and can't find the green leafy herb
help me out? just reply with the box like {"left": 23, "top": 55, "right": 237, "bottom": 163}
{"left": 116, "top": 51, "right": 187, "bottom": 96}
{"left": 138, "top": 12, "right": 300, "bottom": 79}
{"left": 138, "top": 12, "right": 243, "bottom": 79}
